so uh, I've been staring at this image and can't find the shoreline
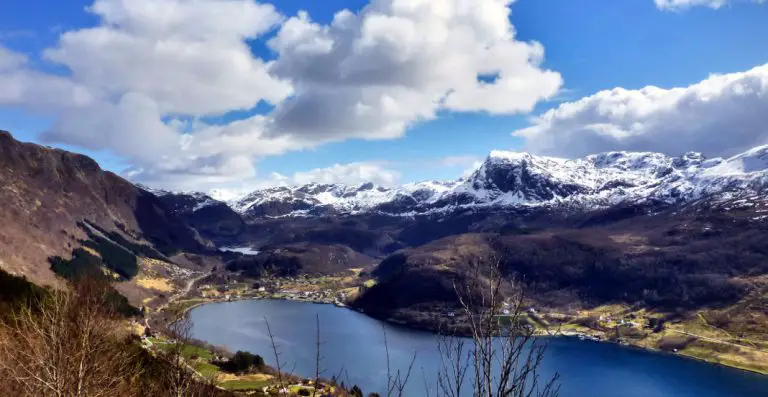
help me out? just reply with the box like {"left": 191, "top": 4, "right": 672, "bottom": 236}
{"left": 162, "top": 296, "right": 768, "bottom": 377}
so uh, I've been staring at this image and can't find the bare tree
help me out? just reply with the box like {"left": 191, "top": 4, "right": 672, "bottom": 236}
{"left": 0, "top": 279, "right": 142, "bottom": 397}
{"left": 383, "top": 326, "right": 417, "bottom": 397}
{"left": 432, "top": 255, "right": 560, "bottom": 397}
{"left": 312, "top": 314, "right": 325, "bottom": 397}
{"left": 265, "top": 317, "right": 288, "bottom": 395}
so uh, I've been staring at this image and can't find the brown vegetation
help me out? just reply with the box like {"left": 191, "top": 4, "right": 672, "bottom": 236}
{"left": 0, "top": 277, "right": 233, "bottom": 397}
{"left": 0, "top": 130, "right": 208, "bottom": 286}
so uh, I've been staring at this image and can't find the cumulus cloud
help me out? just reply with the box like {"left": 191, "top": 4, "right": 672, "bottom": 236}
{"left": 514, "top": 64, "right": 768, "bottom": 158}
{"left": 2, "top": 0, "right": 296, "bottom": 185}
{"left": 44, "top": 0, "right": 291, "bottom": 116}
{"left": 0, "top": 0, "right": 561, "bottom": 191}
{"left": 0, "top": 47, "right": 28, "bottom": 71}
{"left": 266, "top": 0, "right": 562, "bottom": 141}
{"left": 655, "top": 0, "right": 764, "bottom": 10}
{"left": 0, "top": 46, "right": 95, "bottom": 110}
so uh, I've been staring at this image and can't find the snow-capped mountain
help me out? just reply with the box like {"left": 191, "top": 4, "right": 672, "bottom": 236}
{"left": 144, "top": 188, "right": 223, "bottom": 214}
{"left": 138, "top": 187, "right": 246, "bottom": 238}
{"left": 167, "top": 145, "right": 768, "bottom": 220}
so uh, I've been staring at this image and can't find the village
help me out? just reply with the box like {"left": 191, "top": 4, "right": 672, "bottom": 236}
{"left": 190, "top": 271, "right": 369, "bottom": 309}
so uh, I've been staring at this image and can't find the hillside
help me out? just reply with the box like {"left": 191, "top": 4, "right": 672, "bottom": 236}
{"left": 0, "top": 130, "right": 223, "bottom": 313}
{"left": 352, "top": 202, "right": 768, "bottom": 372}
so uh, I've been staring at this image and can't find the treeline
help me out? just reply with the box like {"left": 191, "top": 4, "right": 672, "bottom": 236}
{"left": 48, "top": 220, "right": 174, "bottom": 284}
{"left": 488, "top": 233, "right": 756, "bottom": 309}
{"left": 226, "top": 254, "right": 302, "bottom": 278}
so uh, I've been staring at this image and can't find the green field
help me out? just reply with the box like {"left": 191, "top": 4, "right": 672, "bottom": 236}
{"left": 220, "top": 378, "right": 272, "bottom": 391}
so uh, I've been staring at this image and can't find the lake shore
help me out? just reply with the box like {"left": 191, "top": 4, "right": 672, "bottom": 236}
{"left": 185, "top": 298, "right": 768, "bottom": 397}
{"left": 353, "top": 306, "right": 768, "bottom": 376}
{"left": 157, "top": 295, "right": 768, "bottom": 377}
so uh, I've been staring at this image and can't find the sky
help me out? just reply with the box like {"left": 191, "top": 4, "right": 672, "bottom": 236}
{"left": 0, "top": 0, "right": 767, "bottom": 199}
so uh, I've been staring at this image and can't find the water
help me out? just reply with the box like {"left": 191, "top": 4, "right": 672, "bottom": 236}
{"left": 189, "top": 299, "right": 768, "bottom": 397}
{"left": 218, "top": 246, "right": 260, "bottom": 255}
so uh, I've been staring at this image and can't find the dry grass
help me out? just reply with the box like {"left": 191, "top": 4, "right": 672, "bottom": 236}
{"left": 682, "top": 340, "right": 768, "bottom": 374}
{"left": 547, "top": 303, "right": 768, "bottom": 375}
{"left": 135, "top": 277, "right": 175, "bottom": 292}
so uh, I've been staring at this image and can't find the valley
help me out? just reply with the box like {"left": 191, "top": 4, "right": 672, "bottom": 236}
{"left": 2, "top": 129, "right": 768, "bottom": 394}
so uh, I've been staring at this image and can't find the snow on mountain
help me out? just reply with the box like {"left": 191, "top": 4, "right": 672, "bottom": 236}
{"left": 137, "top": 186, "right": 225, "bottom": 214}
{"left": 160, "top": 145, "right": 768, "bottom": 220}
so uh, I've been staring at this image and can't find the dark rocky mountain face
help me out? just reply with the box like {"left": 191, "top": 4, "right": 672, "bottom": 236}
{"left": 0, "top": 131, "right": 208, "bottom": 285}
{"left": 468, "top": 154, "right": 590, "bottom": 201}
{"left": 154, "top": 191, "right": 245, "bottom": 242}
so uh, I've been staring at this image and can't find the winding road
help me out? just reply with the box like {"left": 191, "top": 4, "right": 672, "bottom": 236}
{"left": 157, "top": 271, "right": 212, "bottom": 313}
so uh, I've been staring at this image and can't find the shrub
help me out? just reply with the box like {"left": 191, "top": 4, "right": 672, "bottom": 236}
{"left": 219, "top": 351, "right": 265, "bottom": 373}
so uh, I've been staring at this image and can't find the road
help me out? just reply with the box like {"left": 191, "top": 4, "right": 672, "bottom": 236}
{"left": 156, "top": 271, "right": 212, "bottom": 313}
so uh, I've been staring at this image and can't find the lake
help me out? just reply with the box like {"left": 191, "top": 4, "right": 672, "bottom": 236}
{"left": 189, "top": 299, "right": 768, "bottom": 397}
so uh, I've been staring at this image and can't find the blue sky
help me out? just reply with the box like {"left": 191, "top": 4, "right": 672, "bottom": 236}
{"left": 1, "top": 0, "right": 767, "bottom": 195}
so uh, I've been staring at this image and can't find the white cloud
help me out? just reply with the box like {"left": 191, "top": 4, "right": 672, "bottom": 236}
{"left": 1, "top": 0, "right": 296, "bottom": 186}
{"left": 266, "top": 0, "right": 562, "bottom": 141}
{"left": 0, "top": 0, "right": 560, "bottom": 192}
{"left": 0, "top": 47, "right": 28, "bottom": 71}
{"left": 293, "top": 162, "right": 401, "bottom": 186}
{"left": 0, "top": 47, "right": 95, "bottom": 110}
{"left": 136, "top": 161, "right": 401, "bottom": 201}
{"left": 655, "top": 0, "right": 764, "bottom": 10}
{"left": 515, "top": 64, "right": 768, "bottom": 158}
{"left": 44, "top": 0, "right": 291, "bottom": 116}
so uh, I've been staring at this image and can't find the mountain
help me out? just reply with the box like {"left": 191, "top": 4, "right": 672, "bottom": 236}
{"left": 150, "top": 189, "right": 245, "bottom": 241}
{"left": 0, "top": 130, "right": 209, "bottom": 286}
{"left": 227, "top": 147, "right": 768, "bottom": 220}
{"left": 146, "top": 144, "right": 768, "bottom": 266}
{"left": 354, "top": 200, "right": 768, "bottom": 338}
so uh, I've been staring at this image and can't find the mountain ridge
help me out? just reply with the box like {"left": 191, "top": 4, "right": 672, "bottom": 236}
{"left": 162, "top": 145, "right": 768, "bottom": 221}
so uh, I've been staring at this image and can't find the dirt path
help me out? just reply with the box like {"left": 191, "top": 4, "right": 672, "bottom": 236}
{"left": 670, "top": 330, "right": 767, "bottom": 353}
